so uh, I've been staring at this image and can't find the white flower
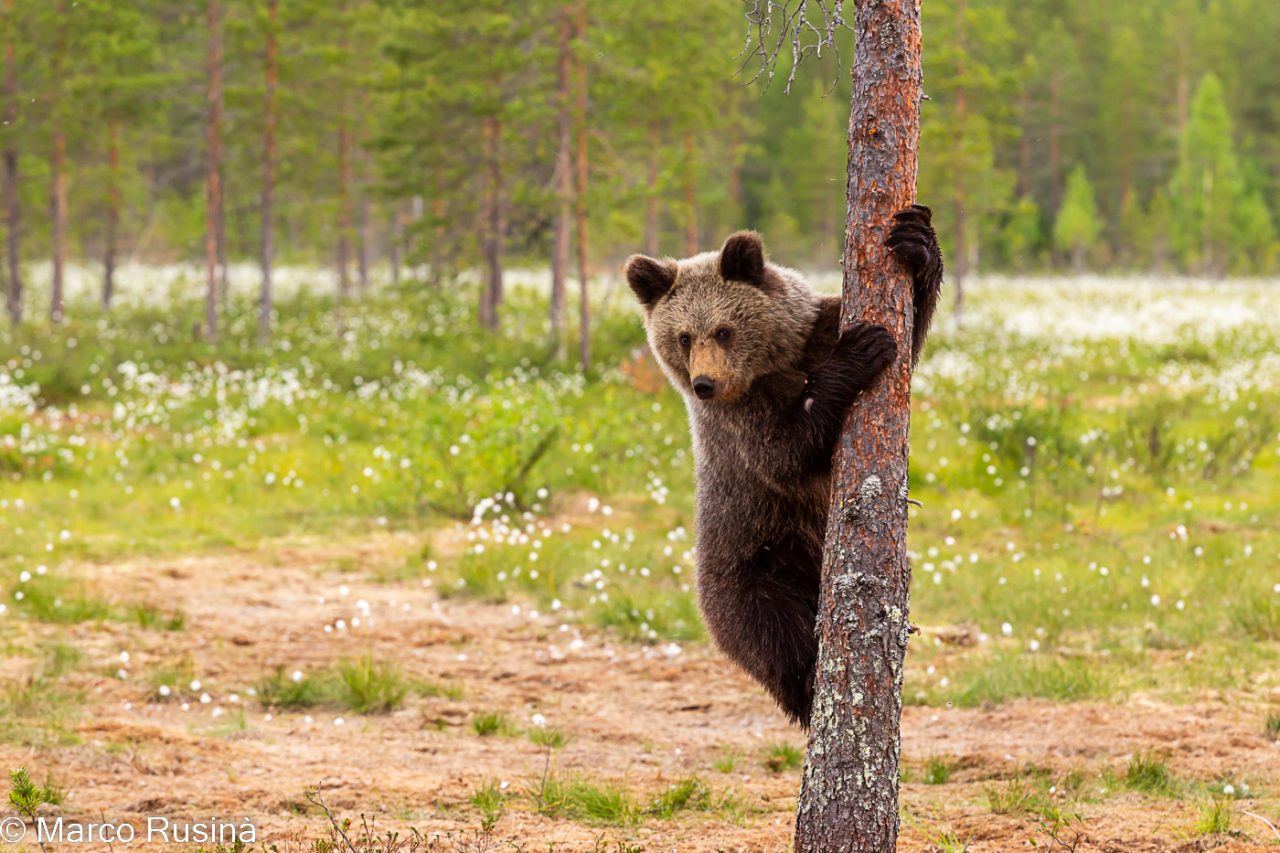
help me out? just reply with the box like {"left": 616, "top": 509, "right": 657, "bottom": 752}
{"left": 531, "top": 713, "right": 547, "bottom": 728}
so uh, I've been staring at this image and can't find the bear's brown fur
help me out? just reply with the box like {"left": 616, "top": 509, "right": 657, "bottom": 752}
{"left": 625, "top": 207, "right": 943, "bottom": 726}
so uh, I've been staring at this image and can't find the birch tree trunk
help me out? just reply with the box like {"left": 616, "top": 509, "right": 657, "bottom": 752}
{"left": 794, "top": 0, "right": 923, "bottom": 849}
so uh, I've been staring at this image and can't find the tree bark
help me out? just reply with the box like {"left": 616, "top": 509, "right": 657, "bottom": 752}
{"left": 643, "top": 121, "right": 660, "bottom": 257}
{"left": 204, "top": 0, "right": 223, "bottom": 342}
{"left": 104, "top": 120, "right": 121, "bottom": 310}
{"left": 49, "top": 2, "right": 66, "bottom": 323}
{"left": 683, "top": 133, "right": 697, "bottom": 255}
{"left": 337, "top": 100, "right": 353, "bottom": 299}
{"left": 549, "top": 4, "right": 572, "bottom": 345}
{"left": 259, "top": 0, "right": 277, "bottom": 343}
{"left": 952, "top": 0, "right": 968, "bottom": 326}
{"left": 357, "top": 194, "right": 370, "bottom": 292}
{"left": 50, "top": 119, "right": 66, "bottom": 325}
{"left": 573, "top": 0, "right": 590, "bottom": 371}
{"left": 794, "top": 0, "right": 922, "bottom": 849}
{"left": 1016, "top": 82, "right": 1031, "bottom": 198}
{"left": 480, "top": 115, "right": 504, "bottom": 332}
{"left": 3, "top": 0, "right": 21, "bottom": 327}
{"left": 1047, "top": 66, "right": 1062, "bottom": 214}
{"left": 389, "top": 206, "right": 403, "bottom": 286}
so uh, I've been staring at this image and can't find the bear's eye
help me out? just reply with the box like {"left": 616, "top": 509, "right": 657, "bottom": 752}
{"left": 678, "top": 333, "right": 692, "bottom": 350}
{"left": 715, "top": 328, "right": 733, "bottom": 343}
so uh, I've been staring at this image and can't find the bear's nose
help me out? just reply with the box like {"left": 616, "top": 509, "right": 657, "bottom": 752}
{"left": 692, "top": 376, "right": 716, "bottom": 399}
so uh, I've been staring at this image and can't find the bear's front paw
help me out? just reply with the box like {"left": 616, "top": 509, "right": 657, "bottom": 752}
{"left": 834, "top": 322, "right": 897, "bottom": 376}
{"left": 885, "top": 204, "right": 940, "bottom": 278}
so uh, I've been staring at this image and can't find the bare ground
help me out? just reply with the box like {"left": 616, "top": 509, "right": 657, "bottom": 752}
{"left": 3, "top": 532, "right": 1278, "bottom": 852}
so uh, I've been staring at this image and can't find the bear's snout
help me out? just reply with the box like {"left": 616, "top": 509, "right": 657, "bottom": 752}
{"left": 692, "top": 375, "right": 717, "bottom": 399}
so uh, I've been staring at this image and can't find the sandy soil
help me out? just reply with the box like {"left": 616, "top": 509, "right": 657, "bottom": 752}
{"left": 2, "top": 533, "right": 1278, "bottom": 852}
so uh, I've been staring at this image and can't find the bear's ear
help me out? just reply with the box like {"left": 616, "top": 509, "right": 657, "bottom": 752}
{"left": 719, "top": 230, "right": 766, "bottom": 285}
{"left": 625, "top": 255, "right": 677, "bottom": 309}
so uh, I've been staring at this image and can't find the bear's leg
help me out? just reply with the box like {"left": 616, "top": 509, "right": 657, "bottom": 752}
{"left": 701, "top": 541, "right": 820, "bottom": 727}
{"left": 780, "top": 322, "right": 897, "bottom": 476}
{"left": 885, "top": 204, "right": 944, "bottom": 365}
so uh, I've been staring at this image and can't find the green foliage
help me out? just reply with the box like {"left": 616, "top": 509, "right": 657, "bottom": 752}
{"left": 7, "top": 766, "right": 60, "bottom": 820}
{"left": 1054, "top": 166, "right": 1102, "bottom": 269}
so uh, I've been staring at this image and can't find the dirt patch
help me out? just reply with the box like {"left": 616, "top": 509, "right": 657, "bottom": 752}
{"left": 2, "top": 535, "right": 1277, "bottom": 852}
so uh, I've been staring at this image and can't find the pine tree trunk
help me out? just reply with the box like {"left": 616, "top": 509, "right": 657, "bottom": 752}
{"left": 643, "top": 122, "right": 660, "bottom": 257}
{"left": 259, "top": 0, "right": 277, "bottom": 343}
{"left": 573, "top": 0, "right": 590, "bottom": 372}
{"left": 794, "top": 0, "right": 923, "bottom": 848}
{"left": 337, "top": 105, "right": 352, "bottom": 300}
{"left": 204, "top": 0, "right": 223, "bottom": 342}
{"left": 1016, "top": 83, "right": 1031, "bottom": 198}
{"left": 480, "top": 115, "right": 504, "bottom": 332}
{"left": 952, "top": 18, "right": 968, "bottom": 327}
{"left": 683, "top": 133, "right": 697, "bottom": 255}
{"left": 389, "top": 207, "right": 402, "bottom": 287}
{"left": 1048, "top": 68, "right": 1062, "bottom": 214}
{"left": 3, "top": 0, "right": 21, "bottom": 327}
{"left": 104, "top": 120, "right": 121, "bottom": 310}
{"left": 549, "top": 5, "right": 572, "bottom": 344}
{"left": 51, "top": 120, "right": 66, "bottom": 323}
{"left": 357, "top": 194, "right": 370, "bottom": 292}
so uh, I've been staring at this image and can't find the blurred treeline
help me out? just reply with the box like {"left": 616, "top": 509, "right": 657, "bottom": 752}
{"left": 1, "top": 0, "right": 1279, "bottom": 327}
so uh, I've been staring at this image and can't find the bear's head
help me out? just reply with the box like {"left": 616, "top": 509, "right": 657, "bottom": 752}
{"left": 624, "top": 231, "right": 817, "bottom": 403}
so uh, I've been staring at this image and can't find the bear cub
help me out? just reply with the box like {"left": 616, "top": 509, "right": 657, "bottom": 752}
{"left": 625, "top": 206, "right": 943, "bottom": 727}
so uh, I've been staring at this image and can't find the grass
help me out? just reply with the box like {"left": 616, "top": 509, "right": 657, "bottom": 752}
{"left": 1193, "top": 797, "right": 1235, "bottom": 835}
{"left": 1124, "top": 752, "right": 1178, "bottom": 796}
{"left": 1, "top": 274, "right": 1279, "bottom": 743}
{"left": 764, "top": 742, "right": 803, "bottom": 774}
{"left": 256, "top": 656, "right": 413, "bottom": 714}
{"left": 922, "top": 755, "right": 954, "bottom": 785}
{"left": 1266, "top": 713, "right": 1280, "bottom": 741}
{"left": 469, "top": 780, "right": 506, "bottom": 826}
{"left": 713, "top": 748, "right": 740, "bottom": 774}
{"left": 472, "top": 712, "right": 515, "bottom": 737}
{"left": 337, "top": 656, "right": 409, "bottom": 714}
{"left": 536, "top": 776, "right": 639, "bottom": 826}
{"left": 129, "top": 602, "right": 186, "bottom": 631}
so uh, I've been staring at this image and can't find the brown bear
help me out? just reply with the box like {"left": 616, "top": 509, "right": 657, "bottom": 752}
{"left": 624, "top": 206, "right": 942, "bottom": 727}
